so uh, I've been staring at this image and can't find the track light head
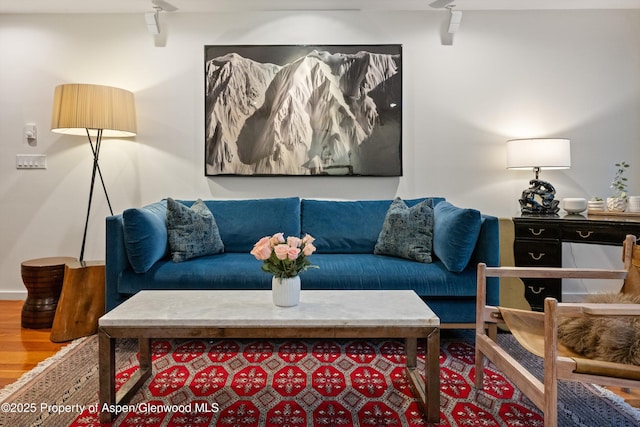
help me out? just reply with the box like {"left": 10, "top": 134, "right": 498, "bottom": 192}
{"left": 448, "top": 9, "right": 463, "bottom": 34}
{"left": 145, "top": 10, "right": 159, "bottom": 35}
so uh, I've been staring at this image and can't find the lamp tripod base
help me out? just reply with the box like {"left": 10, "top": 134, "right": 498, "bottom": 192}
{"left": 79, "top": 129, "right": 113, "bottom": 263}
{"left": 519, "top": 179, "right": 560, "bottom": 215}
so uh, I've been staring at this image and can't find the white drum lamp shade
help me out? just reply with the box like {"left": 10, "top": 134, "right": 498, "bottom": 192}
{"left": 506, "top": 138, "right": 571, "bottom": 177}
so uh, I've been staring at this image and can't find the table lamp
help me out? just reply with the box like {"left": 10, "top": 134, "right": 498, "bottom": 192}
{"left": 506, "top": 138, "right": 571, "bottom": 215}
{"left": 51, "top": 83, "right": 136, "bottom": 262}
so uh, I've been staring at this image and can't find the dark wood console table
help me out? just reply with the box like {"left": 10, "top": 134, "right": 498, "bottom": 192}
{"left": 513, "top": 213, "right": 640, "bottom": 310}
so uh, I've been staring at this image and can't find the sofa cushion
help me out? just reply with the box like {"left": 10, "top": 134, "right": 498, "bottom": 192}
{"left": 433, "top": 201, "right": 482, "bottom": 272}
{"left": 167, "top": 198, "right": 224, "bottom": 262}
{"left": 192, "top": 197, "right": 301, "bottom": 253}
{"left": 374, "top": 198, "right": 433, "bottom": 263}
{"left": 122, "top": 200, "right": 168, "bottom": 273}
{"left": 116, "top": 253, "right": 477, "bottom": 298}
{"left": 301, "top": 198, "right": 439, "bottom": 254}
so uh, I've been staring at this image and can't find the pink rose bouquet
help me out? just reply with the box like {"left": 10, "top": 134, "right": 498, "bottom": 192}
{"left": 251, "top": 233, "right": 318, "bottom": 278}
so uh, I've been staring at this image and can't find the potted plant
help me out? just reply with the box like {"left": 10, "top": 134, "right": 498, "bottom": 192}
{"left": 588, "top": 196, "right": 605, "bottom": 212}
{"left": 607, "top": 161, "right": 629, "bottom": 212}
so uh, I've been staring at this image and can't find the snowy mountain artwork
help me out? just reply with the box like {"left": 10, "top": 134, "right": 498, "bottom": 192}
{"left": 204, "top": 45, "right": 402, "bottom": 176}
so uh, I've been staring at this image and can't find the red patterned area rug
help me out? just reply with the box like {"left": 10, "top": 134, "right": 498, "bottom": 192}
{"left": 1, "top": 330, "right": 639, "bottom": 426}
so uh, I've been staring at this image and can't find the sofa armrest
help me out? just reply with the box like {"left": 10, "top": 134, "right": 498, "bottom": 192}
{"left": 472, "top": 214, "right": 500, "bottom": 305}
{"left": 105, "top": 214, "right": 131, "bottom": 311}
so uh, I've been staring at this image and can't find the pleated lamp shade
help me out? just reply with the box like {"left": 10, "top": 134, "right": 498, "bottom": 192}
{"left": 51, "top": 84, "right": 137, "bottom": 137}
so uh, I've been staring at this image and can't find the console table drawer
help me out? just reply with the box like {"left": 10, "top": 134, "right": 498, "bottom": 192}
{"left": 514, "top": 241, "right": 560, "bottom": 267}
{"left": 561, "top": 223, "right": 633, "bottom": 245}
{"left": 514, "top": 222, "right": 561, "bottom": 240}
{"left": 523, "top": 279, "right": 562, "bottom": 311}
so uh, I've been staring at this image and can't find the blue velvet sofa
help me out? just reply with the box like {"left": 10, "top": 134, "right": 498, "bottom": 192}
{"left": 105, "top": 197, "right": 499, "bottom": 324}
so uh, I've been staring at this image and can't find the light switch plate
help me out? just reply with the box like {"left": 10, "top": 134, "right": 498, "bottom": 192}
{"left": 16, "top": 154, "right": 47, "bottom": 169}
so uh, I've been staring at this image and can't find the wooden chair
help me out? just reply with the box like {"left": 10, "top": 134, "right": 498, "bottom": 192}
{"left": 475, "top": 234, "right": 640, "bottom": 427}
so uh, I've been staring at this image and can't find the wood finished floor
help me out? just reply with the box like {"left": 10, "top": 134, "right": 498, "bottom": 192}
{"left": 0, "top": 300, "right": 638, "bottom": 409}
{"left": 0, "top": 300, "right": 64, "bottom": 388}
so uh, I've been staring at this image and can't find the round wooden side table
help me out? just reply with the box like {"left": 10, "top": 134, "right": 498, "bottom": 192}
{"left": 21, "top": 256, "right": 76, "bottom": 329}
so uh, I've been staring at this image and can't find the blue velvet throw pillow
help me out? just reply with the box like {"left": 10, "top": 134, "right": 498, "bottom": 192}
{"left": 166, "top": 198, "right": 224, "bottom": 262}
{"left": 122, "top": 200, "right": 168, "bottom": 274}
{"left": 374, "top": 197, "right": 433, "bottom": 263}
{"left": 433, "top": 201, "right": 482, "bottom": 272}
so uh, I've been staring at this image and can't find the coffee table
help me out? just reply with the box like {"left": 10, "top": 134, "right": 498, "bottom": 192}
{"left": 98, "top": 290, "right": 440, "bottom": 423}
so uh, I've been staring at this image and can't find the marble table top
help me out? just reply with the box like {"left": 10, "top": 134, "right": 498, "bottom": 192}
{"left": 99, "top": 290, "right": 439, "bottom": 328}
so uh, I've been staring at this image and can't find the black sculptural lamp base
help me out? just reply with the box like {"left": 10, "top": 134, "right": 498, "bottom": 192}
{"left": 519, "top": 179, "right": 560, "bottom": 215}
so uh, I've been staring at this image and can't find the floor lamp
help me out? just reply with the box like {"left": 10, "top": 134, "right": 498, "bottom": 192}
{"left": 51, "top": 84, "right": 136, "bottom": 263}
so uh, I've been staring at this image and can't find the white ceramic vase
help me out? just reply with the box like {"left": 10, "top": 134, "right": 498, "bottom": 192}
{"left": 628, "top": 196, "right": 640, "bottom": 213}
{"left": 272, "top": 275, "right": 301, "bottom": 307}
{"left": 606, "top": 197, "right": 627, "bottom": 213}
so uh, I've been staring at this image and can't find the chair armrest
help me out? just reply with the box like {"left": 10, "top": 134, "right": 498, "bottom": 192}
{"left": 484, "top": 266, "right": 627, "bottom": 280}
{"left": 558, "top": 303, "right": 640, "bottom": 317}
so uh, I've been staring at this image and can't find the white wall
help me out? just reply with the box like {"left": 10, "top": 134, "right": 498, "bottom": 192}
{"left": 1, "top": 9, "right": 639, "bottom": 298}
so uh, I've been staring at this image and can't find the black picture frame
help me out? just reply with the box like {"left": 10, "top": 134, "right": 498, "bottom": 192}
{"left": 204, "top": 44, "right": 402, "bottom": 176}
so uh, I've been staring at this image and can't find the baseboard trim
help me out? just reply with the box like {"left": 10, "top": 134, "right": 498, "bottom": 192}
{"left": 0, "top": 291, "right": 27, "bottom": 300}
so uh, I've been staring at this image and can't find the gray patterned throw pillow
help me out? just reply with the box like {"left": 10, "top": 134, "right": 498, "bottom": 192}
{"left": 166, "top": 198, "right": 224, "bottom": 262}
{"left": 374, "top": 197, "right": 433, "bottom": 263}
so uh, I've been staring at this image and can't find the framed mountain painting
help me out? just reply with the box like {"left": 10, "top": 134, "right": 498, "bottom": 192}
{"left": 204, "top": 44, "right": 402, "bottom": 176}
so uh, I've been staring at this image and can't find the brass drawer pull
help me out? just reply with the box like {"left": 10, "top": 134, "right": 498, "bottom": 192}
{"left": 528, "top": 286, "right": 544, "bottom": 295}
{"left": 528, "top": 252, "right": 545, "bottom": 261}
{"left": 528, "top": 228, "right": 545, "bottom": 236}
{"left": 576, "top": 230, "right": 593, "bottom": 239}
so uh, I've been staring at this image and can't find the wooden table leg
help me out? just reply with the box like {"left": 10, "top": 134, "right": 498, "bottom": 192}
{"left": 406, "top": 337, "right": 417, "bottom": 368}
{"left": 139, "top": 338, "right": 152, "bottom": 375}
{"left": 99, "top": 333, "right": 152, "bottom": 422}
{"left": 406, "top": 328, "right": 440, "bottom": 424}
{"left": 98, "top": 328, "right": 115, "bottom": 423}
{"left": 425, "top": 327, "right": 440, "bottom": 423}
{"left": 114, "top": 338, "right": 152, "bottom": 413}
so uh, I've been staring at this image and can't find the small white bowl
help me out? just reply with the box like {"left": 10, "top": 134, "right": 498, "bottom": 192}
{"left": 562, "top": 198, "right": 587, "bottom": 214}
